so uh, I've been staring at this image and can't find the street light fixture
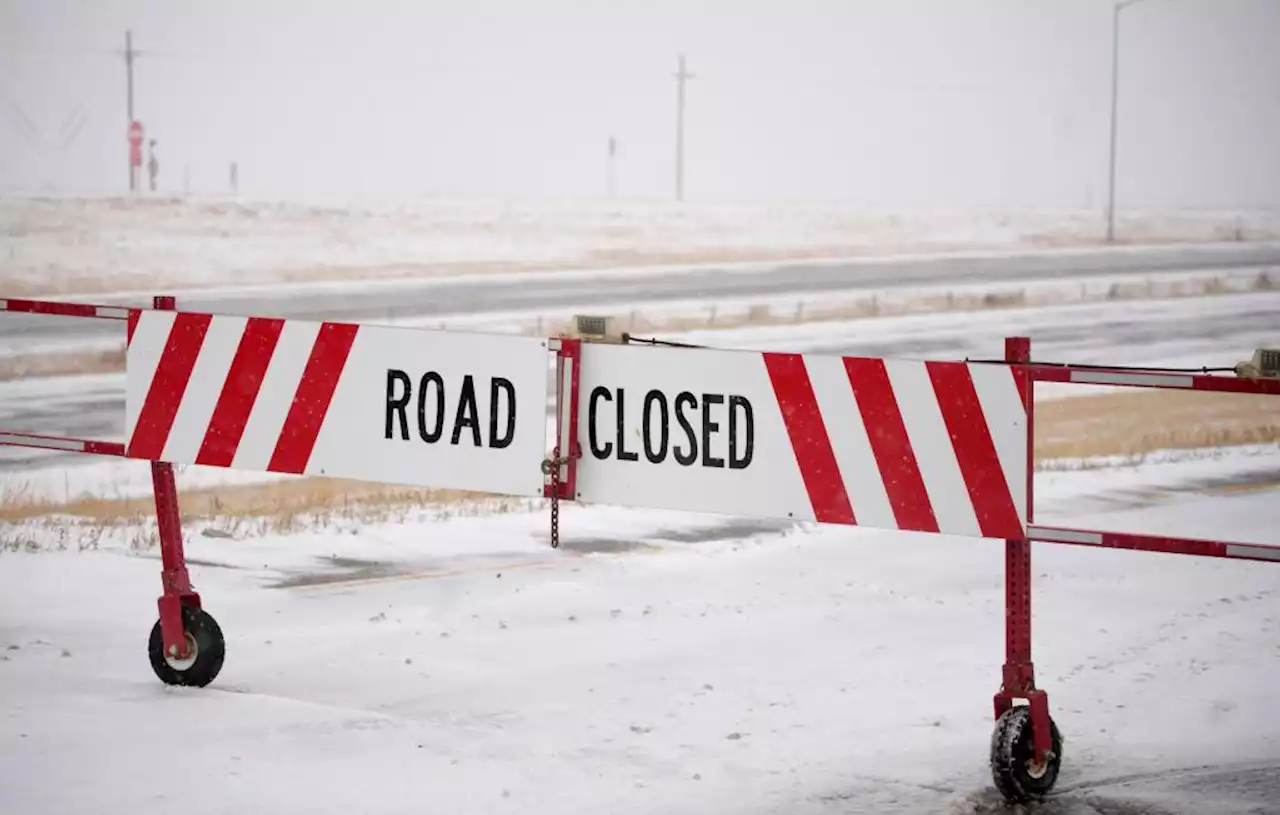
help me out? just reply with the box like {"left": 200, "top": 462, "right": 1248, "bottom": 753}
{"left": 1105, "top": 0, "right": 1164, "bottom": 242}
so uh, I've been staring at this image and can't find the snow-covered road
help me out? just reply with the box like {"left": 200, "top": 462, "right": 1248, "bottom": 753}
{"left": 4, "top": 241, "right": 1278, "bottom": 350}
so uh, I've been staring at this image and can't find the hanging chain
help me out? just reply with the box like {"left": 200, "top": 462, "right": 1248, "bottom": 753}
{"left": 548, "top": 446, "right": 561, "bottom": 549}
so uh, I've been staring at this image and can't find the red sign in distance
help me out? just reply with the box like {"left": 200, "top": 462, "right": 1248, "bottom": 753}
{"left": 129, "top": 120, "right": 144, "bottom": 168}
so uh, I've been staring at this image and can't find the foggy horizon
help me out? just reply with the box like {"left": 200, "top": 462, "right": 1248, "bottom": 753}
{"left": 3, "top": 0, "right": 1279, "bottom": 210}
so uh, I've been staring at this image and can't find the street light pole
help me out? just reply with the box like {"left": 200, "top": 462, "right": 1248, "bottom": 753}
{"left": 1105, "top": 0, "right": 1160, "bottom": 243}
{"left": 1105, "top": 4, "right": 1122, "bottom": 242}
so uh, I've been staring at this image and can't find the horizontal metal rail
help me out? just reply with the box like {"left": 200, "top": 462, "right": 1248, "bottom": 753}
{"left": 0, "top": 298, "right": 133, "bottom": 320}
{"left": 0, "top": 432, "right": 125, "bottom": 457}
{"left": 0, "top": 300, "right": 133, "bottom": 457}
{"left": 1024, "top": 363, "right": 1280, "bottom": 396}
{"left": 1029, "top": 524, "right": 1280, "bottom": 563}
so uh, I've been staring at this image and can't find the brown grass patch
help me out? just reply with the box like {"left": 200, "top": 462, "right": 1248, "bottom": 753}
{"left": 1036, "top": 389, "right": 1279, "bottom": 462}
{"left": 1, "top": 371, "right": 1275, "bottom": 536}
{"left": 0, "top": 475, "right": 528, "bottom": 533}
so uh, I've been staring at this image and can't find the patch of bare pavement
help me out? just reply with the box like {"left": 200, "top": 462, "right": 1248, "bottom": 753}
{"left": 1061, "top": 469, "right": 1280, "bottom": 516}
{"left": 953, "top": 762, "right": 1280, "bottom": 815}
{"left": 272, "top": 556, "right": 416, "bottom": 588}
{"left": 552, "top": 518, "right": 797, "bottom": 555}
{"left": 795, "top": 762, "right": 1280, "bottom": 814}
{"left": 270, "top": 519, "right": 798, "bottom": 588}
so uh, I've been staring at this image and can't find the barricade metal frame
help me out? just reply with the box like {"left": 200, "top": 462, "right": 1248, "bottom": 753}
{"left": 1, "top": 296, "right": 203, "bottom": 671}
{"left": 2, "top": 295, "right": 1278, "bottom": 805}
{"left": 983, "top": 336, "right": 1280, "bottom": 800}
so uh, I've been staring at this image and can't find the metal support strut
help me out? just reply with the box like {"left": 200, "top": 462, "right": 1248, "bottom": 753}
{"left": 994, "top": 336, "right": 1054, "bottom": 766}
{"left": 150, "top": 295, "right": 201, "bottom": 660}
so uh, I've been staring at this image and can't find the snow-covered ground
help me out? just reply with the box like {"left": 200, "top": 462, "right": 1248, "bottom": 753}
{"left": 1, "top": 443, "right": 1278, "bottom": 814}
{"left": 2, "top": 229, "right": 1278, "bottom": 812}
{"left": 0, "top": 297, "right": 1278, "bottom": 814}
{"left": 4, "top": 195, "right": 1279, "bottom": 295}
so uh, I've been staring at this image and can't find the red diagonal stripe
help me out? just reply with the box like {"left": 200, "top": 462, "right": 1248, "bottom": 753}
{"left": 127, "top": 313, "right": 213, "bottom": 460}
{"left": 195, "top": 317, "right": 286, "bottom": 468}
{"left": 126, "top": 309, "right": 139, "bottom": 347}
{"left": 1012, "top": 365, "right": 1029, "bottom": 407}
{"left": 843, "top": 357, "right": 938, "bottom": 533}
{"left": 926, "top": 361, "right": 1023, "bottom": 539}
{"left": 763, "top": 352, "right": 855, "bottom": 525}
{"left": 267, "top": 322, "right": 359, "bottom": 474}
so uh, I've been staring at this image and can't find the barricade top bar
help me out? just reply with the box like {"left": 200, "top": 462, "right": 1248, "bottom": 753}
{"left": 971, "top": 360, "right": 1280, "bottom": 396}
{"left": 0, "top": 298, "right": 133, "bottom": 320}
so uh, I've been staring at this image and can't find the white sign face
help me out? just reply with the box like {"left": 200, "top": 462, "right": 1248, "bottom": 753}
{"left": 574, "top": 343, "right": 812, "bottom": 521}
{"left": 572, "top": 343, "right": 1028, "bottom": 541}
{"left": 126, "top": 311, "right": 551, "bottom": 497}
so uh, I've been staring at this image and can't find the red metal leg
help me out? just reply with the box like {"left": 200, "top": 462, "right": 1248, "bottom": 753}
{"left": 995, "top": 336, "right": 1054, "bottom": 764}
{"left": 150, "top": 296, "right": 199, "bottom": 660}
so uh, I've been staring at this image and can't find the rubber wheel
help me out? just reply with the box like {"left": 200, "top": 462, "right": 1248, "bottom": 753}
{"left": 990, "top": 704, "right": 1063, "bottom": 803}
{"left": 148, "top": 605, "right": 225, "bottom": 687}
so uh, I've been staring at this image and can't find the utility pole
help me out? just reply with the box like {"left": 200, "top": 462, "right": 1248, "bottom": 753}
{"left": 125, "top": 30, "right": 136, "bottom": 191}
{"left": 1106, "top": 0, "right": 1160, "bottom": 242}
{"left": 607, "top": 136, "right": 617, "bottom": 199}
{"left": 674, "top": 54, "right": 694, "bottom": 202}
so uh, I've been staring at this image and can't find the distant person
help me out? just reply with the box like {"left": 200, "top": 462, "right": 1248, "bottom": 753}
{"left": 148, "top": 140, "right": 159, "bottom": 192}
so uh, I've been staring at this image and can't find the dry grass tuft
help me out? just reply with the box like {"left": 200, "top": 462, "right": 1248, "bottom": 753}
{"left": 1, "top": 366, "right": 1275, "bottom": 542}
{"left": 1036, "top": 389, "right": 1279, "bottom": 462}
{"left": 0, "top": 475, "right": 534, "bottom": 539}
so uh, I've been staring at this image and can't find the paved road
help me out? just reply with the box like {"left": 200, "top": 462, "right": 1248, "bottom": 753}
{"left": 4, "top": 242, "right": 1280, "bottom": 347}
{"left": 747, "top": 293, "right": 1280, "bottom": 366}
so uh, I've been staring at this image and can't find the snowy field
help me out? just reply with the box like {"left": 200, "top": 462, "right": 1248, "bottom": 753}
{"left": 3, "top": 195, "right": 1280, "bottom": 295}
{"left": 1, "top": 444, "right": 1278, "bottom": 814}
{"left": 1, "top": 211, "right": 1278, "bottom": 812}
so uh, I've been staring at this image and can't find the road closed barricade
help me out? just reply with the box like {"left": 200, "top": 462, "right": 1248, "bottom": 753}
{"left": 571, "top": 342, "right": 1028, "bottom": 540}
{"left": 124, "top": 308, "right": 551, "bottom": 496}
{"left": 2, "top": 296, "right": 1278, "bottom": 807}
{"left": 1, "top": 297, "right": 556, "bottom": 696}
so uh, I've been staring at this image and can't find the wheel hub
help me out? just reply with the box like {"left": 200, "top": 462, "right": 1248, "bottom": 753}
{"left": 164, "top": 633, "right": 198, "bottom": 671}
{"left": 1025, "top": 754, "right": 1050, "bottom": 780}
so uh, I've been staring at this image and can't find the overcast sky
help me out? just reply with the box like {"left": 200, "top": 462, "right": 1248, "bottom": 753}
{"left": 2, "top": 0, "right": 1278, "bottom": 209}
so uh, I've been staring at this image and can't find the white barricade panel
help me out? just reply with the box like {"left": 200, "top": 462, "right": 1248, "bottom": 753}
{"left": 575, "top": 344, "right": 1027, "bottom": 540}
{"left": 125, "top": 311, "right": 550, "bottom": 497}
